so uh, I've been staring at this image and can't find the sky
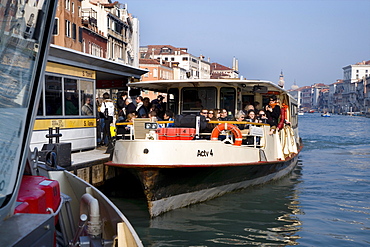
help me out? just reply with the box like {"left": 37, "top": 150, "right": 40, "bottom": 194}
{"left": 125, "top": 0, "right": 370, "bottom": 89}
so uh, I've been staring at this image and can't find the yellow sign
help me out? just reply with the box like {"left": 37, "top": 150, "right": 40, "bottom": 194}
{"left": 34, "top": 118, "right": 96, "bottom": 130}
{"left": 46, "top": 62, "right": 96, "bottom": 79}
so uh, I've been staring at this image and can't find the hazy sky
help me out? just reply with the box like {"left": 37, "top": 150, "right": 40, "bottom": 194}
{"left": 126, "top": 0, "right": 370, "bottom": 89}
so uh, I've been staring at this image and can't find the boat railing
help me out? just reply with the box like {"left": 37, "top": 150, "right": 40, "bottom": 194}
{"left": 115, "top": 120, "right": 269, "bottom": 147}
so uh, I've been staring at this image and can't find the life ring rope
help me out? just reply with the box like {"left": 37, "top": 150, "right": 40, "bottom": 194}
{"left": 211, "top": 123, "right": 243, "bottom": 146}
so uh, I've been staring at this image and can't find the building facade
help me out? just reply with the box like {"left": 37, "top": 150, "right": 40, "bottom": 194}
{"left": 341, "top": 61, "right": 370, "bottom": 113}
{"left": 210, "top": 62, "right": 239, "bottom": 79}
{"left": 139, "top": 45, "right": 211, "bottom": 79}
{"left": 31, "top": 0, "right": 146, "bottom": 151}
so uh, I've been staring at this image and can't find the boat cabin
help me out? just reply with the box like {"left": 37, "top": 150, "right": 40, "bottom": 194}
{"left": 129, "top": 79, "right": 298, "bottom": 128}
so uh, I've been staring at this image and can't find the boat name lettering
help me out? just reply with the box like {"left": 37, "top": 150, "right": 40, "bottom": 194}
{"left": 197, "top": 149, "right": 213, "bottom": 157}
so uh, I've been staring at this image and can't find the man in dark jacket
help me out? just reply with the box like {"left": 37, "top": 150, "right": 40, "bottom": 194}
{"left": 135, "top": 96, "right": 148, "bottom": 118}
{"left": 125, "top": 98, "right": 136, "bottom": 116}
{"left": 116, "top": 92, "right": 127, "bottom": 121}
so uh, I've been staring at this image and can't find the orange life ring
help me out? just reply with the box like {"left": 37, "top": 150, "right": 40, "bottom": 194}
{"left": 211, "top": 123, "right": 243, "bottom": 146}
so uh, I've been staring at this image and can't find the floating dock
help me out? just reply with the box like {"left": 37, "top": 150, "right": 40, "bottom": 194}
{"left": 68, "top": 147, "right": 114, "bottom": 186}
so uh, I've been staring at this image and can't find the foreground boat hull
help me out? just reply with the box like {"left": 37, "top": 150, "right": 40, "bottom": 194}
{"left": 107, "top": 149, "right": 300, "bottom": 217}
{"left": 48, "top": 170, "right": 143, "bottom": 246}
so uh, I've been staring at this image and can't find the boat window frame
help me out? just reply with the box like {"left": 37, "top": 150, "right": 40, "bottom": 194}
{"left": 38, "top": 73, "right": 95, "bottom": 118}
{"left": 290, "top": 102, "right": 298, "bottom": 128}
{"left": 220, "top": 87, "right": 236, "bottom": 115}
{"left": 167, "top": 88, "right": 179, "bottom": 114}
{"left": 180, "top": 87, "right": 217, "bottom": 114}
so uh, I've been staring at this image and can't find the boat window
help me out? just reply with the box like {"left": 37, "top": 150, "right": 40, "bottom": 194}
{"left": 37, "top": 91, "right": 44, "bottom": 116}
{"left": 64, "top": 78, "right": 79, "bottom": 115}
{"left": 0, "top": 1, "right": 57, "bottom": 211}
{"left": 41, "top": 75, "right": 95, "bottom": 117}
{"left": 45, "top": 75, "right": 63, "bottom": 115}
{"left": 181, "top": 87, "right": 216, "bottom": 113}
{"left": 80, "top": 80, "right": 95, "bottom": 116}
{"left": 220, "top": 87, "right": 236, "bottom": 114}
{"left": 290, "top": 103, "right": 298, "bottom": 127}
{"left": 167, "top": 88, "right": 179, "bottom": 114}
{"left": 242, "top": 95, "right": 254, "bottom": 111}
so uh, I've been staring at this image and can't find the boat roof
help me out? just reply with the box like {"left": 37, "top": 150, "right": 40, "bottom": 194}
{"left": 128, "top": 79, "right": 289, "bottom": 94}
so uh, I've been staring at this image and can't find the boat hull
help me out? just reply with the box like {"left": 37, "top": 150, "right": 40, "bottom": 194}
{"left": 107, "top": 151, "right": 300, "bottom": 217}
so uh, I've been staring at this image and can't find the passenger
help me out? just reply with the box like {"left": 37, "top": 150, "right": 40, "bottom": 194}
{"left": 143, "top": 97, "right": 151, "bottom": 114}
{"left": 116, "top": 92, "right": 127, "bottom": 121}
{"left": 125, "top": 98, "right": 136, "bottom": 115}
{"left": 116, "top": 111, "right": 135, "bottom": 139}
{"left": 161, "top": 110, "right": 175, "bottom": 128}
{"left": 235, "top": 110, "right": 247, "bottom": 130}
{"left": 218, "top": 109, "right": 231, "bottom": 121}
{"left": 253, "top": 101, "right": 260, "bottom": 111}
{"left": 151, "top": 95, "right": 165, "bottom": 119}
{"left": 136, "top": 96, "right": 148, "bottom": 118}
{"left": 149, "top": 110, "right": 162, "bottom": 121}
{"left": 215, "top": 109, "right": 221, "bottom": 119}
{"left": 258, "top": 110, "right": 268, "bottom": 123}
{"left": 96, "top": 97, "right": 104, "bottom": 146}
{"left": 124, "top": 113, "right": 136, "bottom": 137}
{"left": 57, "top": 94, "right": 78, "bottom": 115}
{"left": 100, "top": 92, "right": 115, "bottom": 146}
{"left": 207, "top": 110, "right": 217, "bottom": 122}
{"left": 265, "top": 95, "right": 281, "bottom": 135}
{"left": 245, "top": 109, "right": 258, "bottom": 123}
{"left": 203, "top": 109, "right": 218, "bottom": 133}
{"left": 199, "top": 109, "right": 208, "bottom": 118}
{"left": 243, "top": 104, "right": 255, "bottom": 115}
{"left": 81, "top": 97, "right": 93, "bottom": 115}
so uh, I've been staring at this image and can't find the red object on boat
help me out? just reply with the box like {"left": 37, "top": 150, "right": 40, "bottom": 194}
{"left": 15, "top": 176, "right": 61, "bottom": 214}
{"left": 178, "top": 128, "right": 196, "bottom": 140}
{"left": 157, "top": 128, "right": 196, "bottom": 140}
{"left": 14, "top": 202, "right": 30, "bottom": 214}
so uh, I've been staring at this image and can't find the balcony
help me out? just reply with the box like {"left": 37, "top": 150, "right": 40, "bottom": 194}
{"left": 81, "top": 8, "right": 97, "bottom": 28}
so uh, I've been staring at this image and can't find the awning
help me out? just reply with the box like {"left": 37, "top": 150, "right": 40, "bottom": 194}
{"left": 48, "top": 44, "right": 148, "bottom": 81}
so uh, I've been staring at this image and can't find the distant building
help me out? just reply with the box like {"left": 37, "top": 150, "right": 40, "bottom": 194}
{"left": 139, "top": 45, "right": 211, "bottom": 79}
{"left": 317, "top": 88, "right": 330, "bottom": 112}
{"left": 51, "top": 1, "right": 144, "bottom": 92}
{"left": 290, "top": 61, "right": 370, "bottom": 114}
{"left": 53, "top": 0, "right": 83, "bottom": 51}
{"left": 311, "top": 83, "right": 329, "bottom": 109}
{"left": 139, "top": 59, "right": 173, "bottom": 81}
{"left": 301, "top": 86, "right": 313, "bottom": 111}
{"left": 328, "top": 80, "right": 344, "bottom": 113}
{"left": 365, "top": 77, "right": 370, "bottom": 116}
{"left": 138, "top": 58, "right": 174, "bottom": 99}
{"left": 80, "top": 1, "right": 139, "bottom": 66}
{"left": 210, "top": 61, "right": 239, "bottom": 79}
{"left": 342, "top": 60, "right": 370, "bottom": 113}
{"left": 80, "top": 7, "right": 108, "bottom": 58}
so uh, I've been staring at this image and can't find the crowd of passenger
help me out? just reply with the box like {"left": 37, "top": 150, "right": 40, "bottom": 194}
{"left": 199, "top": 95, "right": 287, "bottom": 138}
{"left": 94, "top": 92, "right": 285, "bottom": 146}
{"left": 95, "top": 92, "right": 174, "bottom": 146}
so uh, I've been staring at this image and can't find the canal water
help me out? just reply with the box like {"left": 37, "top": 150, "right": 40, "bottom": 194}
{"left": 109, "top": 114, "right": 370, "bottom": 246}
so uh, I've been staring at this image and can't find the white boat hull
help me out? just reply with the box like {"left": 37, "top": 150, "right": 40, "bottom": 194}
{"left": 107, "top": 128, "right": 302, "bottom": 217}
